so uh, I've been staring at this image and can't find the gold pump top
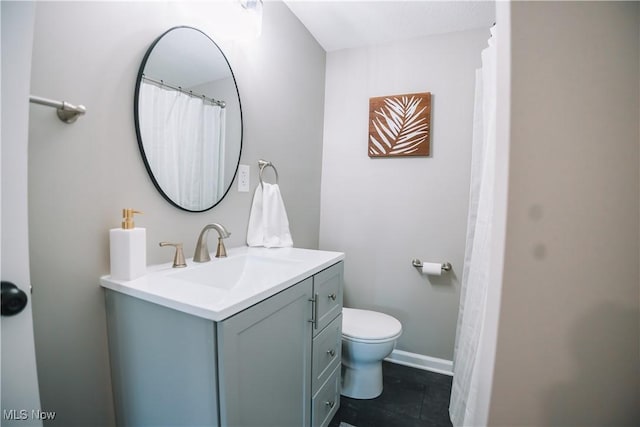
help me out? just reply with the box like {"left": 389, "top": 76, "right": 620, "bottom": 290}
{"left": 121, "top": 209, "right": 143, "bottom": 229}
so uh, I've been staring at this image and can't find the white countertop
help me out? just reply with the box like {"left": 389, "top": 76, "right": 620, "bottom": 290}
{"left": 100, "top": 246, "right": 344, "bottom": 321}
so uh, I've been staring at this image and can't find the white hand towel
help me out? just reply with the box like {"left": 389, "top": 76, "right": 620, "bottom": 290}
{"left": 247, "top": 183, "right": 293, "bottom": 248}
{"left": 246, "top": 185, "right": 265, "bottom": 247}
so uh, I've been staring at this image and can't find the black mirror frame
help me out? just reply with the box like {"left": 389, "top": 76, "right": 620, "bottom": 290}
{"left": 134, "top": 26, "right": 243, "bottom": 212}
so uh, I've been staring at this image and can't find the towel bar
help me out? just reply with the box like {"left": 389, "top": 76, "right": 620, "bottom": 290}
{"left": 258, "top": 159, "right": 279, "bottom": 188}
{"left": 29, "top": 95, "right": 86, "bottom": 124}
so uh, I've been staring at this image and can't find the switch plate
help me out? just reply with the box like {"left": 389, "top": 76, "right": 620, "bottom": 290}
{"left": 238, "top": 164, "right": 250, "bottom": 192}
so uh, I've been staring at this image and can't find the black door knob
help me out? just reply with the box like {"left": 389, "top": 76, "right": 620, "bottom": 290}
{"left": 1, "top": 281, "right": 28, "bottom": 316}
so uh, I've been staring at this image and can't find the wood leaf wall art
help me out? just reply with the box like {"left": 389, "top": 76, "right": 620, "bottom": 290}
{"left": 368, "top": 92, "right": 431, "bottom": 157}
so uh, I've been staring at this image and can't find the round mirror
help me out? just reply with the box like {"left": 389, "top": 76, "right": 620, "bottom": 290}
{"left": 134, "top": 26, "right": 242, "bottom": 212}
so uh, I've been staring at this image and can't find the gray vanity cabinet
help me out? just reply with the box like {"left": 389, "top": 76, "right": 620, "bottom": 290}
{"left": 104, "top": 261, "right": 343, "bottom": 427}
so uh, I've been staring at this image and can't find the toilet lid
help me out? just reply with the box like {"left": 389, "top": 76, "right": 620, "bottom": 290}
{"left": 342, "top": 308, "right": 402, "bottom": 341}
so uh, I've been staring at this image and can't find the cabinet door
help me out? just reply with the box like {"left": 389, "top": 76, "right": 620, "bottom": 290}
{"left": 218, "top": 278, "right": 313, "bottom": 427}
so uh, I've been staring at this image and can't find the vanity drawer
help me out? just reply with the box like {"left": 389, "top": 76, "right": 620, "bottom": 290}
{"left": 311, "top": 364, "right": 340, "bottom": 427}
{"left": 312, "top": 314, "right": 341, "bottom": 394}
{"left": 312, "top": 262, "right": 343, "bottom": 336}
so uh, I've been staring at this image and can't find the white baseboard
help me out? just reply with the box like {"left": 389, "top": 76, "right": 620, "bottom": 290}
{"left": 384, "top": 349, "right": 453, "bottom": 376}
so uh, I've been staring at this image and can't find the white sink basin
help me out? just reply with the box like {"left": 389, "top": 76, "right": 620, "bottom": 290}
{"left": 167, "top": 254, "right": 301, "bottom": 290}
{"left": 100, "top": 246, "right": 344, "bottom": 321}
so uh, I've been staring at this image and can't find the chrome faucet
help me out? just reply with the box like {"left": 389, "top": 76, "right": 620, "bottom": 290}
{"left": 193, "top": 223, "right": 231, "bottom": 262}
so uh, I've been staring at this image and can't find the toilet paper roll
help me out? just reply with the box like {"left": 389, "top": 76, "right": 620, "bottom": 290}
{"left": 421, "top": 262, "right": 442, "bottom": 276}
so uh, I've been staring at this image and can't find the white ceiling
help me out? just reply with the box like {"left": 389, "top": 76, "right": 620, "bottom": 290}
{"left": 283, "top": 0, "right": 495, "bottom": 52}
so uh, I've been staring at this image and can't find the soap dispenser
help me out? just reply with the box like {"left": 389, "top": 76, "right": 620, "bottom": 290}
{"left": 109, "top": 209, "right": 146, "bottom": 281}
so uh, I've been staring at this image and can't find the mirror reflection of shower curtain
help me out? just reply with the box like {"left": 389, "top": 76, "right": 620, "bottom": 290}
{"left": 449, "top": 25, "right": 497, "bottom": 427}
{"left": 139, "top": 81, "right": 226, "bottom": 210}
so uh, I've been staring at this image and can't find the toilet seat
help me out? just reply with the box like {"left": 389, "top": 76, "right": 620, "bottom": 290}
{"left": 342, "top": 308, "right": 402, "bottom": 343}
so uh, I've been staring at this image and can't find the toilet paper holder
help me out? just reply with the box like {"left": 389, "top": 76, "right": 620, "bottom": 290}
{"left": 412, "top": 259, "right": 452, "bottom": 272}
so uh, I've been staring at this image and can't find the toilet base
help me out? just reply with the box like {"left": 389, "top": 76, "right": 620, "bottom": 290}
{"left": 340, "top": 361, "right": 383, "bottom": 399}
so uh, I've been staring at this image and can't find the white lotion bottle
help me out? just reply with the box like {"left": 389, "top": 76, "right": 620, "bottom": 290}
{"left": 110, "top": 209, "right": 146, "bottom": 281}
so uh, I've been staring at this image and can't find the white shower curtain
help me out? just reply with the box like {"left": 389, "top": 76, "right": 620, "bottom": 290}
{"left": 449, "top": 25, "right": 497, "bottom": 427}
{"left": 139, "top": 81, "right": 226, "bottom": 210}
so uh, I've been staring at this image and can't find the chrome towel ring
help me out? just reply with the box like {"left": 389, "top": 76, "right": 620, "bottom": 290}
{"left": 258, "top": 159, "right": 279, "bottom": 188}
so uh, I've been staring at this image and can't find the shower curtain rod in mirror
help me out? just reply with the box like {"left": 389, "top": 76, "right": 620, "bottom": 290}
{"left": 142, "top": 74, "right": 226, "bottom": 108}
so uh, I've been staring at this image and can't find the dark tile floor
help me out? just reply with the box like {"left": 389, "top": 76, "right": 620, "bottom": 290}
{"left": 329, "top": 362, "right": 453, "bottom": 427}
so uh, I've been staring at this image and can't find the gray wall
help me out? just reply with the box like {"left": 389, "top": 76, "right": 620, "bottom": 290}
{"left": 319, "top": 29, "right": 489, "bottom": 360}
{"left": 27, "top": 2, "right": 325, "bottom": 425}
{"left": 489, "top": 2, "right": 640, "bottom": 425}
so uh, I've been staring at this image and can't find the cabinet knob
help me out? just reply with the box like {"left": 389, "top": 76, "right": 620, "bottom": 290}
{"left": 325, "top": 400, "right": 335, "bottom": 409}
{"left": 327, "top": 348, "right": 336, "bottom": 357}
{"left": 328, "top": 293, "right": 337, "bottom": 301}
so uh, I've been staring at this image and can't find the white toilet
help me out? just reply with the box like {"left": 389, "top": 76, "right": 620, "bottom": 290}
{"left": 341, "top": 307, "right": 402, "bottom": 399}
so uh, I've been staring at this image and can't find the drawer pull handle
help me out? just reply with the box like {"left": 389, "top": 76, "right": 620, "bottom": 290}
{"left": 328, "top": 293, "right": 337, "bottom": 301}
{"left": 327, "top": 348, "right": 336, "bottom": 357}
{"left": 325, "top": 400, "right": 335, "bottom": 409}
{"left": 308, "top": 294, "right": 319, "bottom": 329}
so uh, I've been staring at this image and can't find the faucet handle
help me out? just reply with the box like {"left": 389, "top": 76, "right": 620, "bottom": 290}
{"left": 159, "top": 242, "right": 187, "bottom": 268}
{"left": 216, "top": 237, "right": 228, "bottom": 258}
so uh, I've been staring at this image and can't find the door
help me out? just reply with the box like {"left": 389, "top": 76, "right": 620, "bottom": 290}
{"left": 1, "top": 2, "right": 43, "bottom": 426}
{"left": 217, "top": 278, "right": 313, "bottom": 427}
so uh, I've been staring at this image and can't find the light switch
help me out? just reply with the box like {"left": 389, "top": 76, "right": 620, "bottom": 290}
{"left": 238, "top": 164, "right": 250, "bottom": 192}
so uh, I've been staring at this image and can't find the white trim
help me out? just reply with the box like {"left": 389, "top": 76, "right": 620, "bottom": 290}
{"left": 384, "top": 349, "right": 453, "bottom": 376}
